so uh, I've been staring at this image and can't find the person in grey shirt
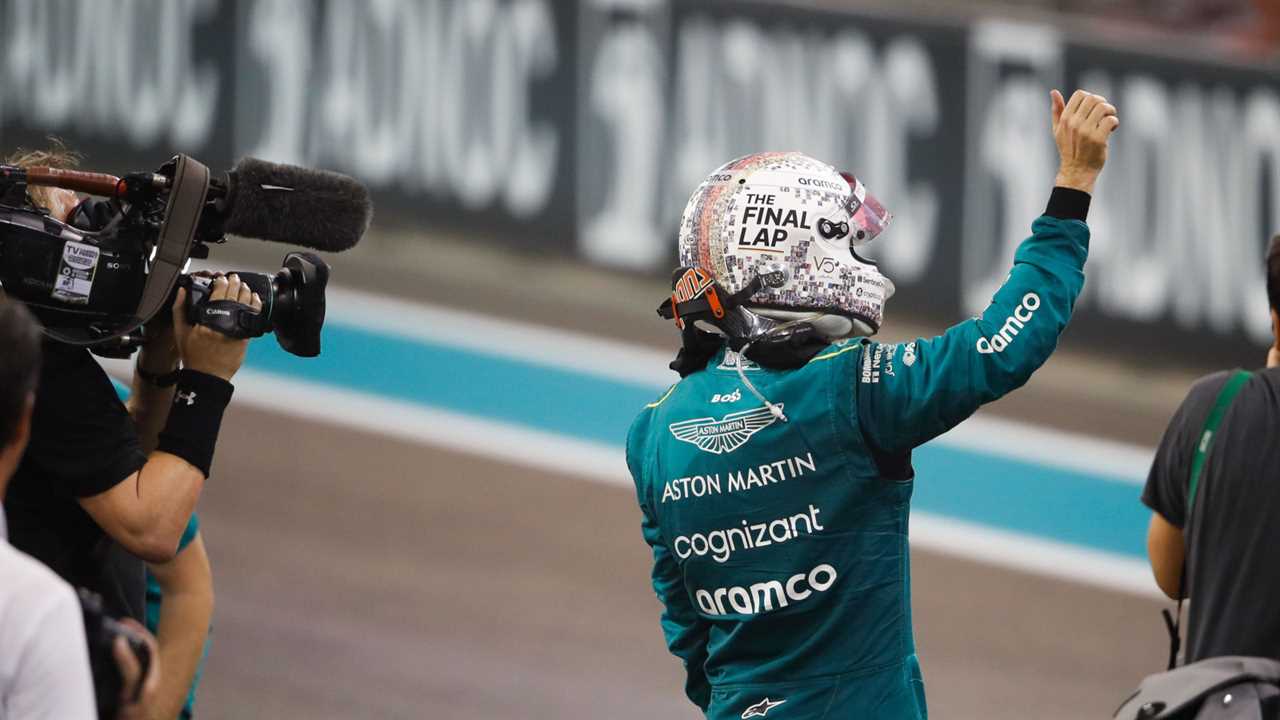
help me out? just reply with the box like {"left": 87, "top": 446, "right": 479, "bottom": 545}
{"left": 1144, "top": 235, "right": 1280, "bottom": 663}
{"left": 0, "top": 298, "right": 159, "bottom": 719}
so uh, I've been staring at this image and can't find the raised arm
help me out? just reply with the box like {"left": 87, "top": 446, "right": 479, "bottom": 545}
{"left": 857, "top": 90, "right": 1117, "bottom": 453}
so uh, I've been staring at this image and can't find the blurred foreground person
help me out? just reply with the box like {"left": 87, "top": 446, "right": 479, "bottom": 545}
{"left": 0, "top": 299, "right": 159, "bottom": 719}
{"left": 1145, "top": 235, "right": 1280, "bottom": 660}
{"left": 627, "top": 90, "right": 1117, "bottom": 719}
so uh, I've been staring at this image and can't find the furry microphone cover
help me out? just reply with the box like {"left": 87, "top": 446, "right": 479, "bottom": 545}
{"left": 223, "top": 158, "right": 373, "bottom": 253}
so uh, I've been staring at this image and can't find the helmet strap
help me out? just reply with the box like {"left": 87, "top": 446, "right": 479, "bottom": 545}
{"left": 657, "top": 268, "right": 763, "bottom": 331}
{"left": 740, "top": 323, "right": 830, "bottom": 370}
{"left": 658, "top": 267, "right": 829, "bottom": 374}
{"left": 668, "top": 324, "right": 722, "bottom": 378}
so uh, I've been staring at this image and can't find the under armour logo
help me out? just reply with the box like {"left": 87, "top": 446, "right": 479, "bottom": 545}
{"left": 175, "top": 391, "right": 197, "bottom": 406}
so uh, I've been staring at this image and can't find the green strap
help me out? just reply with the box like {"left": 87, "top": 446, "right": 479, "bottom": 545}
{"left": 1187, "top": 370, "right": 1253, "bottom": 514}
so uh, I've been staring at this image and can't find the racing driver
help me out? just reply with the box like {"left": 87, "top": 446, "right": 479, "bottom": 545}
{"left": 626, "top": 89, "right": 1118, "bottom": 718}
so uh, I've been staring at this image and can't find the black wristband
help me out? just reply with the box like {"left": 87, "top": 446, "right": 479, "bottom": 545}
{"left": 156, "top": 369, "right": 233, "bottom": 477}
{"left": 1045, "top": 186, "right": 1091, "bottom": 221}
{"left": 135, "top": 364, "right": 180, "bottom": 388}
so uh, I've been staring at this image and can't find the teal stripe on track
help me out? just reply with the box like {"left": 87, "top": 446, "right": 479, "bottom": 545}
{"left": 246, "top": 324, "right": 658, "bottom": 446}
{"left": 245, "top": 321, "right": 1148, "bottom": 559}
{"left": 911, "top": 445, "right": 1146, "bottom": 557}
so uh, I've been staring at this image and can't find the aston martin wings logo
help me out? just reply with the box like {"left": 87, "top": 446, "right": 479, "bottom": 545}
{"left": 669, "top": 404, "right": 783, "bottom": 455}
{"left": 742, "top": 697, "right": 786, "bottom": 718}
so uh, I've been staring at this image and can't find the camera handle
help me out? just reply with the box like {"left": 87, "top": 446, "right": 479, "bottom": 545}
{"left": 181, "top": 274, "right": 272, "bottom": 339}
{"left": 172, "top": 252, "right": 327, "bottom": 356}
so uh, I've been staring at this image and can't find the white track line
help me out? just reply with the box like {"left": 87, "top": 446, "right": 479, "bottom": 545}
{"left": 231, "top": 370, "right": 630, "bottom": 486}
{"left": 934, "top": 416, "right": 1151, "bottom": 484}
{"left": 910, "top": 512, "right": 1160, "bottom": 598}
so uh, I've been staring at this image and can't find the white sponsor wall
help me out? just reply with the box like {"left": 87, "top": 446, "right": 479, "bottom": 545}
{"left": 0, "top": 0, "right": 1275, "bottom": 361}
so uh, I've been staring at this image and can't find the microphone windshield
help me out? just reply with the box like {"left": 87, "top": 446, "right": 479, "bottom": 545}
{"left": 223, "top": 158, "right": 372, "bottom": 252}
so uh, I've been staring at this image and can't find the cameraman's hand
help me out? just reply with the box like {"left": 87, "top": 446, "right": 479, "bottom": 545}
{"left": 138, "top": 309, "right": 180, "bottom": 376}
{"left": 173, "top": 273, "right": 262, "bottom": 381}
{"left": 1050, "top": 89, "right": 1119, "bottom": 195}
{"left": 112, "top": 618, "right": 159, "bottom": 720}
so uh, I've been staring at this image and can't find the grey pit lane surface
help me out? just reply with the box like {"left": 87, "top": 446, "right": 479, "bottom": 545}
{"left": 195, "top": 403, "right": 1167, "bottom": 720}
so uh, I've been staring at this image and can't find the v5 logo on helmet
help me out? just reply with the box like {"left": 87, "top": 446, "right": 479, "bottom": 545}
{"left": 813, "top": 254, "right": 841, "bottom": 275}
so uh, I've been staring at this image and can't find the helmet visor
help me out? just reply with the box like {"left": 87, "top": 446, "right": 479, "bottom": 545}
{"left": 840, "top": 172, "right": 892, "bottom": 246}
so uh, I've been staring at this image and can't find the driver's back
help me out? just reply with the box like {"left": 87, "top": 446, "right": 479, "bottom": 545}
{"left": 628, "top": 344, "right": 926, "bottom": 719}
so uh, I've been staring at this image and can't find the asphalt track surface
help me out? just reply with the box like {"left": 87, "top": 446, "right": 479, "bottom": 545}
{"left": 187, "top": 233, "right": 1201, "bottom": 719}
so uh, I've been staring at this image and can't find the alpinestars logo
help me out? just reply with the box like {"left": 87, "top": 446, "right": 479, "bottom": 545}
{"left": 742, "top": 697, "right": 786, "bottom": 718}
{"left": 669, "top": 405, "right": 783, "bottom": 455}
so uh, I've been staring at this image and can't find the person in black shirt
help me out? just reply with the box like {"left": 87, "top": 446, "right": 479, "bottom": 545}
{"left": 5, "top": 340, "right": 153, "bottom": 619}
{"left": 1144, "top": 234, "right": 1280, "bottom": 662}
{"left": 2, "top": 147, "right": 261, "bottom": 622}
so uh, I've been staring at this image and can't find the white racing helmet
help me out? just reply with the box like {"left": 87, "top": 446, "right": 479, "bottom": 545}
{"left": 672, "top": 151, "right": 895, "bottom": 341}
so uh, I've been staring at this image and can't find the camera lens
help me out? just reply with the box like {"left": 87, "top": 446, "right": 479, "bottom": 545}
{"left": 271, "top": 252, "right": 328, "bottom": 357}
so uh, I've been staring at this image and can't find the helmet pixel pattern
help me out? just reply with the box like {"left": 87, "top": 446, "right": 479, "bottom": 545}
{"left": 676, "top": 151, "right": 894, "bottom": 331}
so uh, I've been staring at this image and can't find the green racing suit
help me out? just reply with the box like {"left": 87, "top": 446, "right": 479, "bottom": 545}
{"left": 626, "top": 197, "right": 1090, "bottom": 719}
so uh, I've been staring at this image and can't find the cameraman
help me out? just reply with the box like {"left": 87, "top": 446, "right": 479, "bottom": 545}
{"left": 0, "top": 298, "right": 160, "bottom": 719}
{"left": 3, "top": 147, "right": 261, "bottom": 625}
{"left": 1144, "top": 235, "right": 1280, "bottom": 662}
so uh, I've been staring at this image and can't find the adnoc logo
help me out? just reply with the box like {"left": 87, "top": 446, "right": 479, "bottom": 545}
{"left": 976, "top": 293, "right": 1041, "bottom": 354}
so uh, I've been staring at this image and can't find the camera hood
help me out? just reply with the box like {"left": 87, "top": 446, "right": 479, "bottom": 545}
{"left": 0, "top": 154, "right": 210, "bottom": 345}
